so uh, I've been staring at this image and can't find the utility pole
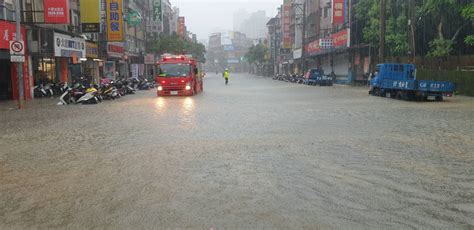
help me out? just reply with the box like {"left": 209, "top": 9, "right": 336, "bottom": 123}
{"left": 293, "top": 0, "right": 307, "bottom": 73}
{"left": 409, "top": 0, "right": 416, "bottom": 63}
{"left": 301, "top": 0, "right": 306, "bottom": 73}
{"left": 379, "top": 0, "right": 386, "bottom": 62}
{"left": 15, "top": 0, "right": 24, "bottom": 109}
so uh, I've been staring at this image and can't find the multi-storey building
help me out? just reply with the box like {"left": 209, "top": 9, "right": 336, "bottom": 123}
{"left": 267, "top": 15, "right": 281, "bottom": 75}
{"left": 0, "top": 0, "right": 195, "bottom": 101}
{"left": 207, "top": 31, "right": 251, "bottom": 72}
{"left": 267, "top": 0, "right": 356, "bottom": 82}
{"left": 238, "top": 10, "right": 269, "bottom": 39}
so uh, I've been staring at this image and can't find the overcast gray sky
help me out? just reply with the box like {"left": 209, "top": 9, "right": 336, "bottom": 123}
{"left": 171, "top": 0, "right": 281, "bottom": 41}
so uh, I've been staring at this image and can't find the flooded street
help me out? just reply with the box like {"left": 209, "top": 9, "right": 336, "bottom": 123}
{"left": 1, "top": 73, "right": 473, "bottom": 228}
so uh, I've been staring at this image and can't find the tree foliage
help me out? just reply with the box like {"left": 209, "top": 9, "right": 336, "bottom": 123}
{"left": 427, "top": 38, "right": 454, "bottom": 57}
{"left": 355, "top": 0, "right": 409, "bottom": 57}
{"left": 461, "top": 3, "right": 474, "bottom": 46}
{"left": 150, "top": 33, "right": 206, "bottom": 63}
{"left": 245, "top": 44, "right": 268, "bottom": 65}
{"left": 354, "top": 0, "right": 474, "bottom": 57}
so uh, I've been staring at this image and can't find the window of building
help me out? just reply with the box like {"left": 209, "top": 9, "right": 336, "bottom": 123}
{"left": 34, "top": 57, "right": 57, "bottom": 85}
{"left": 0, "top": 1, "right": 14, "bottom": 21}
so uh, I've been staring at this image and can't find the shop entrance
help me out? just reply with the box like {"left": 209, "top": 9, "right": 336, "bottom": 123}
{"left": 0, "top": 61, "right": 12, "bottom": 100}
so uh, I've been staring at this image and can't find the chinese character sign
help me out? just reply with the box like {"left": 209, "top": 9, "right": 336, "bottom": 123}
{"left": 282, "top": 3, "right": 291, "bottom": 49}
{"left": 0, "top": 21, "right": 26, "bottom": 49}
{"left": 153, "top": 0, "right": 162, "bottom": 22}
{"left": 80, "top": 0, "right": 101, "bottom": 32}
{"left": 44, "top": 0, "right": 70, "bottom": 24}
{"left": 106, "top": 0, "right": 124, "bottom": 41}
{"left": 332, "top": 0, "right": 345, "bottom": 25}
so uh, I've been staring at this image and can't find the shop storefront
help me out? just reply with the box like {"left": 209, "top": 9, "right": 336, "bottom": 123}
{"left": 0, "top": 20, "right": 31, "bottom": 100}
{"left": 292, "top": 49, "right": 302, "bottom": 74}
{"left": 53, "top": 32, "right": 86, "bottom": 83}
{"left": 83, "top": 41, "right": 102, "bottom": 84}
{"left": 106, "top": 42, "right": 126, "bottom": 79}
{"left": 129, "top": 55, "right": 144, "bottom": 79}
{"left": 144, "top": 54, "right": 156, "bottom": 79}
{"left": 305, "top": 28, "right": 351, "bottom": 83}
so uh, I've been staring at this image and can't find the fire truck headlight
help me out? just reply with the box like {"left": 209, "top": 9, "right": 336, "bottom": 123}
{"left": 157, "top": 86, "right": 163, "bottom": 91}
{"left": 185, "top": 83, "right": 191, "bottom": 90}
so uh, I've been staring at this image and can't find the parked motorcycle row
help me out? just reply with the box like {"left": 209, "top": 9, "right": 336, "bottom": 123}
{"left": 34, "top": 77, "right": 155, "bottom": 105}
{"left": 272, "top": 71, "right": 334, "bottom": 86}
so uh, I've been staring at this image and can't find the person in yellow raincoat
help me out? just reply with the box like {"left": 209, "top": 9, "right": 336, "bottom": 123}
{"left": 223, "top": 68, "right": 230, "bottom": 85}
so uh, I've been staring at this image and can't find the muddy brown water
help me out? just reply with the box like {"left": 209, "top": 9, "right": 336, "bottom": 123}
{"left": 1, "top": 74, "right": 473, "bottom": 229}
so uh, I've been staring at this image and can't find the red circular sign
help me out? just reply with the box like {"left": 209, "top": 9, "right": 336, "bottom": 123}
{"left": 10, "top": 41, "right": 24, "bottom": 53}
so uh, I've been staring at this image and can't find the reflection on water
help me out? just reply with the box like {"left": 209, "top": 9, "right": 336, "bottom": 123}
{"left": 154, "top": 97, "right": 195, "bottom": 128}
{"left": 180, "top": 97, "right": 195, "bottom": 128}
{"left": 182, "top": 97, "right": 194, "bottom": 112}
{"left": 155, "top": 97, "right": 166, "bottom": 111}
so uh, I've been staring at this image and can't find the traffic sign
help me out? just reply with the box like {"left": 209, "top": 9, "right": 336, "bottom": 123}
{"left": 10, "top": 55, "right": 25, "bottom": 63}
{"left": 9, "top": 41, "right": 25, "bottom": 55}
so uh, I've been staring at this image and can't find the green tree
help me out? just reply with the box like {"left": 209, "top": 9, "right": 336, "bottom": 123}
{"left": 354, "top": 0, "right": 473, "bottom": 58}
{"left": 245, "top": 44, "right": 268, "bottom": 65}
{"left": 421, "top": 0, "right": 471, "bottom": 57}
{"left": 354, "top": 0, "right": 409, "bottom": 57}
{"left": 461, "top": 3, "right": 474, "bottom": 46}
{"left": 150, "top": 33, "right": 206, "bottom": 63}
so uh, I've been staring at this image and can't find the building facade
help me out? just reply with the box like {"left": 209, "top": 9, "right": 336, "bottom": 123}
{"left": 0, "top": 0, "right": 191, "bottom": 100}
{"left": 267, "top": 0, "right": 358, "bottom": 83}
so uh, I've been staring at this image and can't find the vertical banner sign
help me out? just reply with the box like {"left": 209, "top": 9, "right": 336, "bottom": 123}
{"left": 153, "top": 0, "right": 162, "bottom": 22}
{"left": 44, "top": 0, "right": 70, "bottom": 24}
{"left": 147, "top": 0, "right": 162, "bottom": 32}
{"left": 106, "top": 0, "right": 124, "bottom": 41}
{"left": 282, "top": 1, "right": 291, "bottom": 49}
{"left": 178, "top": 17, "right": 185, "bottom": 38}
{"left": 80, "top": 0, "right": 101, "bottom": 32}
{"left": 332, "top": 0, "right": 345, "bottom": 25}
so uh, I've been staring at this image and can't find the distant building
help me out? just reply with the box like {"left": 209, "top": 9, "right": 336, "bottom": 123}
{"left": 233, "top": 9, "right": 250, "bottom": 31}
{"left": 170, "top": 7, "right": 180, "bottom": 35}
{"left": 207, "top": 31, "right": 252, "bottom": 72}
{"left": 239, "top": 10, "right": 270, "bottom": 39}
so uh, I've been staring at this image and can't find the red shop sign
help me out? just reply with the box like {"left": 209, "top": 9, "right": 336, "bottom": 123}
{"left": 44, "top": 0, "right": 70, "bottom": 24}
{"left": 0, "top": 21, "right": 26, "bottom": 49}
{"left": 108, "top": 44, "right": 124, "bottom": 53}
{"left": 306, "top": 40, "right": 321, "bottom": 54}
{"left": 331, "top": 29, "right": 349, "bottom": 48}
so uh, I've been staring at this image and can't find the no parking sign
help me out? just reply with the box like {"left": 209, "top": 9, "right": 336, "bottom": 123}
{"left": 9, "top": 40, "right": 25, "bottom": 62}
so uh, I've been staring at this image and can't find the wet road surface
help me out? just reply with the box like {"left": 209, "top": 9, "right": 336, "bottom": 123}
{"left": 1, "top": 73, "right": 473, "bottom": 229}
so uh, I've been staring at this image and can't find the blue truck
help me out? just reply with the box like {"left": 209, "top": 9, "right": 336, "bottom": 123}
{"left": 369, "top": 63, "right": 455, "bottom": 101}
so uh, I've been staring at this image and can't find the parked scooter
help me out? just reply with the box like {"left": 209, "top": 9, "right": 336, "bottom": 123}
{"left": 57, "top": 86, "right": 75, "bottom": 105}
{"left": 100, "top": 83, "right": 120, "bottom": 100}
{"left": 138, "top": 78, "right": 151, "bottom": 90}
{"left": 122, "top": 79, "right": 136, "bottom": 94}
{"left": 76, "top": 85, "right": 101, "bottom": 104}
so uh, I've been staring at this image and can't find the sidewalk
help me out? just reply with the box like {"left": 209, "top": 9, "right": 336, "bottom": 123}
{"left": 0, "top": 98, "right": 58, "bottom": 112}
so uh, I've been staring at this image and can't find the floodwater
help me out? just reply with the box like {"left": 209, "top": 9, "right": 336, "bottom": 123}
{"left": 1, "top": 74, "right": 473, "bottom": 229}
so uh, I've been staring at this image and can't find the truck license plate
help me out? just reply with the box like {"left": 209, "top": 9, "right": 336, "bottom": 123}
{"left": 170, "top": 91, "right": 178, "bottom": 95}
{"left": 427, "top": 96, "right": 436, "bottom": 100}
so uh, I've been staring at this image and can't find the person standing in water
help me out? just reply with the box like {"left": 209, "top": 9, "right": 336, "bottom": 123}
{"left": 223, "top": 68, "right": 230, "bottom": 85}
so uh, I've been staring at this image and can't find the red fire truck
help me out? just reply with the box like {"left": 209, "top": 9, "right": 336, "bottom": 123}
{"left": 155, "top": 55, "right": 203, "bottom": 96}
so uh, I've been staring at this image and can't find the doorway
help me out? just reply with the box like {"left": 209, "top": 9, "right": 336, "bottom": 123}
{"left": 0, "top": 61, "right": 12, "bottom": 100}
